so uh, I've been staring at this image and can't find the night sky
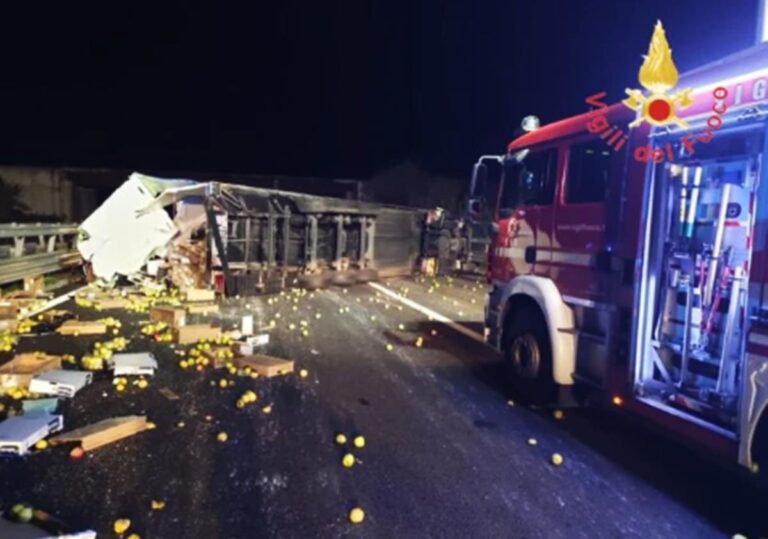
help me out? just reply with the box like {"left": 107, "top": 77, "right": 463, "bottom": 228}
{"left": 0, "top": 1, "right": 759, "bottom": 180}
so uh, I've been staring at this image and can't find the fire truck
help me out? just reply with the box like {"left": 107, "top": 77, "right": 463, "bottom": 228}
{"left": 468, "top": 43, "right": 768, "bottom": 470}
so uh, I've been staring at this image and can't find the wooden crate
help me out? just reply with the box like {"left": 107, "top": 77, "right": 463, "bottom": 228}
{"left": 185, "top": 302, "right": 219, "bottom": 314}
{"left": 183, "top": 288, "right": 216, "bottom": 302}
{"left": 234, "top": 354, "right": 294, "bottom": 377}
{"left": 150, "top": 306, "right": 187, "bottom": 328}
{"left": 95, "top": 297, "right": 130, "bottom": 310}
{"left": 57, "top": 320, "right": 107, "bottom": 335}
{"left": 0, "top": 353, "right": 62, "bottom": 388}
{"left": 50, "top": 416, "right": 149, "bottom": 451}
{"left": 173, "top": 324, "right": 221, "bottom": 345}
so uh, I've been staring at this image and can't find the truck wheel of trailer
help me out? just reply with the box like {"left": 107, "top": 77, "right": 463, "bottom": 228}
{"left": 330, "top": 270, "right": 357, "bottom": 287}
{"left": 502, "top": 306, "right": 555, "bottom": 405}
{"left": 298, "top": 273, "right": 329, "bottom": 290}
{"left": 356, "top": 268, "right": 379, "bottom": 283}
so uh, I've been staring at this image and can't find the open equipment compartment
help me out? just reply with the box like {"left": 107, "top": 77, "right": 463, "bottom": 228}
{"left": 634, "top": 126, "right": 764, "bottom": 432}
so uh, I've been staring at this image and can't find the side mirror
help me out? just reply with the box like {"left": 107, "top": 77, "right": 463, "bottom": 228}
{"left": 467, "top": 198, "right": 483, "bottom": 220}
{"left": 470, "top": 162, "right": 488, "bottom": 197}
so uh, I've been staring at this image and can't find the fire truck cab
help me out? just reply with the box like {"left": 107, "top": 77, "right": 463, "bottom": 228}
{"left": 473, "top": 43, "right": 768, "bottom": 469}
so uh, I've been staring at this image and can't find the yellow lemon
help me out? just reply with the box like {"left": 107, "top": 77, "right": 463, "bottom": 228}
{"left": 528, "top": 438, "right": 537, "bottom": 446}
{"left": 348, "top": 507, "right": 365, "bottom": 524}
{"left": 335, "top": 434, "right": 347, "bottom": 445}
{"left": 113, "top": 518, "right": 131, "bottom": 534}
{"left": 353, "top": 436, "right": 365, "bottom": 449}
{"left": 341, "top": 453, "right": 355, "bottom": 468}
{"left": 551, "top": 453, "right": 563, "bottom": 466}
{"left": 217, "top": 432, "right": 228, "bottom": 443}
{"left": 299, "top": 369, "right": 308, "bottom": 378}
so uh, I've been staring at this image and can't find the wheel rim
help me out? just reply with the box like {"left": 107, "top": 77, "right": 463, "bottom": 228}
{"left": 510, "top": 334, "right": 540, "bottom": 379}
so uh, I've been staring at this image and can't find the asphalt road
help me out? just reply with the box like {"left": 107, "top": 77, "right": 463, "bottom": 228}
{"left": 0, "top": 274, "right": 765, "bottom": 538}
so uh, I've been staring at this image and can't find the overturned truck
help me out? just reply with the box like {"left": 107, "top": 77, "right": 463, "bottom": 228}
{"left": 77, "top": 173, "right": 486, "bottom": 295}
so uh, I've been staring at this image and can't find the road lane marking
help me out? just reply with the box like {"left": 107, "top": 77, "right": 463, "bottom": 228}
{"left": 367, "top": 282, "right": 486, "bottom": 344}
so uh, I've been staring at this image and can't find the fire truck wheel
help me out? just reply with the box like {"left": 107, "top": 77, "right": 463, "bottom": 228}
{"left": 503, "top": 308, "right": 555, "bottom": 405}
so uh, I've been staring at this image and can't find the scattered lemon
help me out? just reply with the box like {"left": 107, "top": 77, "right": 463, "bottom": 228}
{"left": 551, "top": 453, "right": 563, "bottom": 466}
{"left": 335, "top": 434, "right": 347, "bottom": 445}
{"left": 34, "top": 439, "right": 48, "bottom": 450}
{"left": 262, "top": 405, "right": 272, "bottom": 414}
{"left": 299, "top": 369, "right": 308, "bottom": 378}
{"left": 385, "top": 344, "right": 393, "bottom": 352}
{"left": 127, "top": 534, "right": 141, "bottom": 539}
{"left": 113, "top": 518, "right": 131, "bottom": 534}
{"left": 553, "top": 410, "right": 564, "bottom": 420}
{"left": 217, "top": 432, "right": 228, "bottom": 443}
{"left": 348, "top": 507, "right": 365, "bottom": 524}
{"left": 527, "top": 438, "right": 537, "bottom": 446}
{"left": 17, "top": 505, "right": 33, "bottom": 523}
{"left": 341, "top": 453, "right": 355, "bottom": 468}
{"left": 353, "top": 435, "right": 365, "bottom": 449}
{"left": 218, "top": 379, "right": 228, "bottom": 389}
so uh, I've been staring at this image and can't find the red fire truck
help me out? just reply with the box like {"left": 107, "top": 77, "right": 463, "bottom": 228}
{"left": 469, "top": 43, "right": 768, "bottom": 470}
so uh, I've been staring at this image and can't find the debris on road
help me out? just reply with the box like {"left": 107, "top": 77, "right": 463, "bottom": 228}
{"left": 29, "top": 370, "right": 92, "bottom": 398}
{"left": 173, "top": 324, "right": 221, "bottom": 345}
{"left": 234, "top": 354, "right": 294, "bottom": 378}
{"left": 50, "top": 415, "right": 150, "bottom": 451}
{"left": 150, "top": 306, "right": 187, "bottom": 328}
{"left": 348, "top": 507, "right": 365, "bottom": 524}
{"left": 56, "top": 320, "right": 108, "bottom": 336}
{"left": 111, "top": 352, "right": 158, "bottom": 377}
{"left": 0, "top": 414, "right": 64, "bottom": 455}
{"left": 0, "top": 352, "right": 63, "bottom": 390}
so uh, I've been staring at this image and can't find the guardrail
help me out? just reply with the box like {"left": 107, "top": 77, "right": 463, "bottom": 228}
{"left": 0, "top": 223, "right": 82, "bottom": 286}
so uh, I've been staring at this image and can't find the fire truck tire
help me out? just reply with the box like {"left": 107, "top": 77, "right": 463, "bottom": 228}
{"left": 502, "top": 307, "right": 556, "bottom": 405}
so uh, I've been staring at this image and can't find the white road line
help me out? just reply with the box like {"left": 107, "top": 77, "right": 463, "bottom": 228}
{"left": 368, "top": 281, "right": 487, "bottom": 344}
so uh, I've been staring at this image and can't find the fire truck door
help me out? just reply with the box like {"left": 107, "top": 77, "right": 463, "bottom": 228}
{"left": 552, "top": 141, "right": 613, "bottom": 301}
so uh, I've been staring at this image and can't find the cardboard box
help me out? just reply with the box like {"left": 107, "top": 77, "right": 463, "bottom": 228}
{"left": 185, "top": 302, "right": 219, "bottom": 314}
{"left": 173, "top": 324, "right": 221, "bottom": 345}
{"left": 0, "top": 353, "right": 62, "bottom": 389}
{"left": 184, "top": 288, "right": 216, "bottom": 302}
{"left": 57, "top": 320, "right": 108, "bottom": 335}
{"left": 234, "top": 354, "right": 294, "bottom": 377}
{"left": 150, "top": 306, "right": 187, "bottom": 327}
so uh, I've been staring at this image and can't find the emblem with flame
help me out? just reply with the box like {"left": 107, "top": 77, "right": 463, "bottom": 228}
{"left": 623, "top": 21, "right": 693, "bottom": 128}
